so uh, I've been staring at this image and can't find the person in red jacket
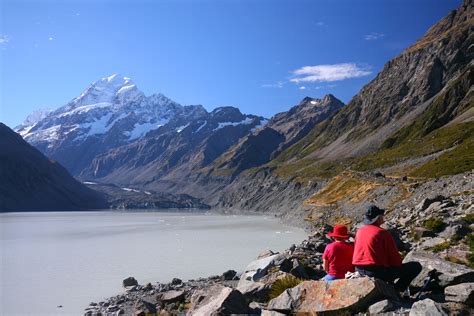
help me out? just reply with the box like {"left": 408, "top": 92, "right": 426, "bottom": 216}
{"left": 353, "top": 205, "right": 422, "bottom": 292}
{"left": 322, "top": 225, "right": 355, "bottom": 280}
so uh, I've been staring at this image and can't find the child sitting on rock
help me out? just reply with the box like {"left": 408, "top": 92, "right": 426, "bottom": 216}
{"left": 322, "top": 225, "right": 355, "bottom": 280}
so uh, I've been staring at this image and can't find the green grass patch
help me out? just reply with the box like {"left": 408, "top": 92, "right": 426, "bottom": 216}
{"left": 410, "top": 135, "right": 474, "bottom": 178}
{"left": 430, "top": 241, "right": 452, "bottom": 253}
{"left": 462, "top": 214, "right": 474, "bottom": 225}
{"left": 423, "top": 217, "right": 445, "bottom": 233}
{"left": 353, "top": 122, "right": 474, "bottom": 174}
{"left": 269, "top": 275, "right": 303, "bottom": 301}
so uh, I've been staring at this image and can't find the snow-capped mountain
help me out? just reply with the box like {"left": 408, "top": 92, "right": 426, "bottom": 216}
{"left": 15, "top": 74, "right": 207, "bottom": 174}
{"left": 80, "top": 105, "right": 268, "bottom": 184}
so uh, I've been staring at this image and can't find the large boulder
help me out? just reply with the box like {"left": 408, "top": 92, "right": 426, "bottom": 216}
{"left": 236, "top": 280, "right": 271, "bottom": 302}
{"left": 403, "top": 251, "right": 474, "bottom": 288}
{"left": 122, "top": 277, "right": 138, "bottom": 287}
{"left": 409, "top": 298, "right": 447, "bottom": 316}
{"left": 238, "top": 254, "right": 282, "bottom": 285}
{"left": 444, "top": 283, "right": 474, "bottom": 305}
{"left": 187, "top": 285, "right": 250, "bottom": 316}
{"left": 267, "top": 278, "right": 398, "bottom": 314}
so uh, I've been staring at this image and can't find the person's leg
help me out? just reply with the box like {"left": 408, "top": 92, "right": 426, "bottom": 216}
{"left": 392, "top": 261, "right": 422, "bottom": 291}
{"left": 323, "top": 274, "right": 338, "bottom": 281}
{"left": 356, "top": 266, "right": 394, "bottom": 283}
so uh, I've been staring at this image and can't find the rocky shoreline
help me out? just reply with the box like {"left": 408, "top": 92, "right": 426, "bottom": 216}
{"left": 84, "top": 189, "right": 473, "bottom": 316}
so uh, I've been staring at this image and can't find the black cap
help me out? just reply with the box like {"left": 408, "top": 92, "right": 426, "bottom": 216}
{"left": 363, "top": 205, "right": 386, "bottom": 225}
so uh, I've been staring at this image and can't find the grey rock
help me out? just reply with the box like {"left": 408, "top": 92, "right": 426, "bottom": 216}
{"left": 122, "top": 277, "right": 138, "bottom": 288}
{"left": 368, "top": 299, "right": 401, "bottom": 314}
{"left": 267, "top": 278, "right": 398, "bottom": 313}
{"left": 289, "top": 259, "right": 309, "bottom": 279}
{"left": 238, "top": 254, "right": 282, "bottom": 285}
{"left": 221, "top": 269, "right": 237, "bottom": 281}
{"left": 171, "top": 278, "right": 182, "bottom": 285}
{"left": 236, "top": 280, "right": 271, "bottom": 302}
{"left": 403, "top": 251, "right": 474, "bottom": 287}
{"left": 258, "top": 249, "right": 277, "bottom": 259}
{"left": 444, "top": 283, "right": 474, "bottom": 305}
{"left": 439, "top": 224, "right": 470, "bottom": 240}
{"left": 415, "top": 196, "right": 446, "bottom": 212}
{"left": 157, "top": 290, "right": 185, "bottom": 304}
{"left": 409, "top": 298, "right": 448, "bottom": 316}
{"left": 420, "top": 237, "right": 448, "bottom": 249}
{"left": 187, "top": 285, "right": 250, "bottom": 316}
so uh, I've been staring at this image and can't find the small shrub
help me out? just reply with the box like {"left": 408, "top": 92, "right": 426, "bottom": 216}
{"left": 423, "top": 217, "right": 445, "bottom": 233}
{"left": 462, "top": 213, "right": 474, "bottom": 225}
{"left": 466, "top": 234, "right": 474, "bottom": 251}
{"left": 269, "top": 275, "right": 303, "bottom": 300}
{"left": 467, "top": 253, "right": 474, "bottom": 269}
{"left": 430, "top": 241, "right": 452, "bottom": 253}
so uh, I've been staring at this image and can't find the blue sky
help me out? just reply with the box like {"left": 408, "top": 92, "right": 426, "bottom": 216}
{"left": 0, "top": 0, "right": 462, "bottom": 128}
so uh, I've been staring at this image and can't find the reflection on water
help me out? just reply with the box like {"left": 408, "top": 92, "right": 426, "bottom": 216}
{"left": 0, "top": 211, "right": 306, "bottom": 316}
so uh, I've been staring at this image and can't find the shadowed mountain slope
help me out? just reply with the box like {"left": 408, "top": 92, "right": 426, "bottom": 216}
{"left": 0, "top": 123, "right": 107, "bottom": 211}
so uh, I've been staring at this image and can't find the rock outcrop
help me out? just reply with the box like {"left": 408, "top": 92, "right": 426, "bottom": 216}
{"left": 267, "top": 278, "right": 398, "bottom": 314}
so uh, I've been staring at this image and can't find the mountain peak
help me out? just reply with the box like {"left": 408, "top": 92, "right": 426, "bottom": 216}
{"left": 72, "top": 74, "right": 143, "bottom": 108}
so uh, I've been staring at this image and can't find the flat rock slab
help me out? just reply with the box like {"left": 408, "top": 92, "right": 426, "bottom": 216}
{"left": 267, "top": 277, "right": 398, "bottom": 314}
{"left": 444, "top": 283, "right": 474, "bottom": 305}
{"left": 403, "top": 251, "right": 474, "bottom": 287}
{"left": 158, "top": 290, "right": 185, "bottom": 303}
{"left": 187, "top": 285, "right": 250, "bottom": 316}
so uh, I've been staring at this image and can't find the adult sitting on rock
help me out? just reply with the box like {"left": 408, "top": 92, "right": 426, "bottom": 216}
{"left": 322, "top": 225, "right": 354, "bottom": 280}
{"left": 353, "top": 205, "right": 422, "bottom": 292}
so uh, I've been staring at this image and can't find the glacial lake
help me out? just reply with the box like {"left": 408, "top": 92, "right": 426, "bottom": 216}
{"left": 0, "top": 211, "right": 307, "bottom": 315}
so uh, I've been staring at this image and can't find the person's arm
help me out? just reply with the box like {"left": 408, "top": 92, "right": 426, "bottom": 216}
{"left": 323, "top": 259, "right": 329, "bottom": 273}
{"left": 322, "top": 245, "right": 330, "bottom": 272}
{"left": 384, "top": 231, "right": 402, "bottom": 267}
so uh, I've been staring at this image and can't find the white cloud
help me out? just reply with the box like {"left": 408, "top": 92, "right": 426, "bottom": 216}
{"left": 261, "top": 81, "right": 284, "bottom": 88}
{"left": 48, "top": 36, "right": 54, "bottom": 41}
{"left": 290, "top": 63, "right": 371, "bottom": 83}
{"left": 316, "top": 21, "right": 325, "bottom": 26}
{"left": 364, "top": 32, "right": 385, "bottom": 41}
{"left": 0, "top": 35, "right": 10, "bottom": 45}
{"left": 299, "top": 86, "right": 306, "bottom": 90}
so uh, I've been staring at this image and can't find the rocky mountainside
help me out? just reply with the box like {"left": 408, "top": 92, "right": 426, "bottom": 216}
{"left": 207, "top": 95, "right": 344, "bottom": 177}
{"left": 273, "top": 0, "right": 472, "bottom": 171}
{"left": 15, "top": 74, "right": 207, "bottom": 175}
{"left": 0, "top": 123, "right": 107, "bottom": 211}
{"left": 210, "top": 0, "right": 473, "bottom": 219}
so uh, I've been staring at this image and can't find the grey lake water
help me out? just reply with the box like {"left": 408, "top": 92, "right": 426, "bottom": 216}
{"left": 0, "top": 211, "right": 307, "bottom": 315}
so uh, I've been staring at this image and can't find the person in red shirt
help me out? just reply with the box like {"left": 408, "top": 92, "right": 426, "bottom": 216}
{"left": 322, "top": 225, "right": 355, "bottom": 280}
{"left": 353, "top": 205, "right": 422, "bottom": 292}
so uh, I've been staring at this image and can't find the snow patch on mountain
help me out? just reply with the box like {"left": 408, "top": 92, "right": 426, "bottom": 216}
{"left": 176, "top": 123, "right": 190, "bottom": 133}
{"left": 194, "top": 121, "right": 207, "bottom": 133}
{"left": 126, "top": 118, "right": 170, "bottom": 140}
{"left": 213, "top": 117, "right": 255, "bottom": 131}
